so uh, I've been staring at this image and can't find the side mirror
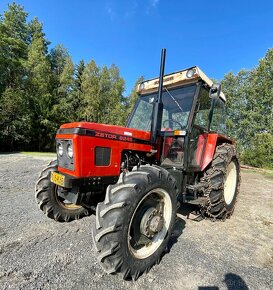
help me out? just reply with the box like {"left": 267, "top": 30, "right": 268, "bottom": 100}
{"left": 209, "top": 83, "right": 222, "bottom": 99}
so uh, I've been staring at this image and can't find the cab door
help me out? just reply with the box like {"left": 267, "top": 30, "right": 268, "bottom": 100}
{"left": 187, "top": 85, "right": 227, "bottom": 171}
{"left": 187, "top": 86, "right": 211, "bottom": 171}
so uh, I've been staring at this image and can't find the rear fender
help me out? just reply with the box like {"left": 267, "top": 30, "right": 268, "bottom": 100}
{"left": 200, "top": 133, "right": 234, "bottom": 171}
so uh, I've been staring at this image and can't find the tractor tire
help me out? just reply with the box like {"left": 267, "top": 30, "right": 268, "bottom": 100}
{"left": 200, "top": 143, "right": 240, "bottom": 221}
{"left": 92, "top": 165, "right": 177, "bottom": 280}
{"left": 35, "top": 160, "right": 90, "bottom": 222}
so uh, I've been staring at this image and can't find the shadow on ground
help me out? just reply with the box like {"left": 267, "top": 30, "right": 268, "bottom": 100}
{"left": 198, "top": 273, "right": 249, "bottom": 290}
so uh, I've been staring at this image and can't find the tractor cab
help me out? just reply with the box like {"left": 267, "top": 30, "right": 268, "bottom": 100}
{"left": 127, "top": 66, "right": 228, "bottom": 173}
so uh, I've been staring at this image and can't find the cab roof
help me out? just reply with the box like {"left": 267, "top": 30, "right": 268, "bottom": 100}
{"left": 136, "top": 66, "right": 226, "bottom": 102}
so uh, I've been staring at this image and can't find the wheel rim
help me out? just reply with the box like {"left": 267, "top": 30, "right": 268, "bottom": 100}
{"left": 128, "top": 188, "right": 172, "bottom": 259}
{"left": 224, "top": 161, "right": 237, "bottom": 205}
{"left": 55, "top": 186, "right": 82, "bottom": 210}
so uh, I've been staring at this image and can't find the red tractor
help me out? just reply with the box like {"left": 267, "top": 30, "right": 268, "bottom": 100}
{"left": 35, "top": 49, "right": 240, "bottom": 280}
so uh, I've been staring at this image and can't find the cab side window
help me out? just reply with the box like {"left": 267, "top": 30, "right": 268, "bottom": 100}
{"left": 194, "top": 87, "right": 210, "bottom": 129}
{"left": 210, "top": 98, "right": 227, "bottom": 134}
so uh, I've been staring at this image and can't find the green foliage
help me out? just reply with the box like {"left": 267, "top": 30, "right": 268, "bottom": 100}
{"left": 24, "top": 18, "right": 54, "bottom": 151}
{"left": 0, "top": 3, "right": 31, "bottom": 150}
{"left": 222, "top": 49, "right": 273, "bottom": 167}
{"left": 222, "top": 70, "right": 252, "bottom": 147}
{"left": 52, "top": 56, "right": 79, "bottom": 125}
{"left": 50, "top": 44, "right": 69, "bottom": 77}
{"left": 0, "top": 87, "right": 31, "bottom": 150}
{"left": 125, "top": 76, "right": 144, "bottom": 123}
{"left": 0, "top": 2, "right": 28, "bottom": 94}
{"left": 127, "top": 77, "right": 144, "bottom": 111}
{"left": 80, "top": 61, "right": 125, "bottom": 125}
{"left": 0, "top": 3, "right": 127, "bottom": 151}
{"left": 252, "top": 49, "right": 273, "bottom": 135}
{"left": 241, "top": 133, "right": 273, "bottom": 169}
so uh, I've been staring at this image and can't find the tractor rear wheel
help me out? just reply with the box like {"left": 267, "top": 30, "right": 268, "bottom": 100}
{"left": 201, "top": 143, "right": 240, "bottom": 220}
{"left": 35, "top": 160, "right": 90, "bottom": 222}
{"left": 92, "top": 165, "right": 177, "bottom": 280}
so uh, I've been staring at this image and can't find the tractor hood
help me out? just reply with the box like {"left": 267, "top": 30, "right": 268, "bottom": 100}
{"left": 58, "top": 122, "right": 151, "bottom": 143}
{"left": 56, "top": 122, "right": 153, "bottom": 178}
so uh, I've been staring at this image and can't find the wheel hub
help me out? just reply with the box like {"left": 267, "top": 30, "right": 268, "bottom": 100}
{"left": 149, "top": 215, "right": 164, "bottom": 233}
{"left": 140, "top": 207, "right": 164, "bottom": 238}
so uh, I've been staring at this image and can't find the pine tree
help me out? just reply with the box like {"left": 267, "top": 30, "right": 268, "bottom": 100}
{"left": 25, "top": 18, "right": 54, "bottom": 150}
{"left": 0, "top": 3, "right": 30, "bottom": 150}
{"left": 75, "top": 59, "right": 85, "bottom": 93}
{"left": 127, "top": 76, "right": 144, "bottom": 112}
{"left": 0, "top": 2, "right": 28, "bottom": 93}
{"left": 53, "top": 56, "right": 77, "bottom": 124}
{"left": 0, "top": 88, "right": 31, "bottom": 150}
{"left": 50, "top": 44, "right": 69, "bottom": 77}
{"left": 222, "top": 70, "right": 252, "bottom": 148}
{"left": 80, "top": 61, "right": 125, "bottom": 125}
{"left": 222, "top": 48, "right": 273, "bottom": 167}
{"left": 73, "top": 60, "right": 85, "bottom": 119}
{"left": 251, "top": 49, "right": 273, "bottom": 135}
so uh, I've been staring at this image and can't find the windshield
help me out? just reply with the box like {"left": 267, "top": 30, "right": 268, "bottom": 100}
{"left": 128, "top": 84, "right": 197, "bottom": 131}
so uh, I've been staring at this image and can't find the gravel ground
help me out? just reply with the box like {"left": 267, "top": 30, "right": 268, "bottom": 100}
{"left": 0, "top": 153, "right": 272, "bottom": 290}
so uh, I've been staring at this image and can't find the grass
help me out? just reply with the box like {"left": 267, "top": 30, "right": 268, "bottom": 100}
{"left": 262, "top": 171, "right": 273, "bottom": 182}
{"left": 20, "top": 151, "right": 56, "bottom": 157}
{"left": 241, "top": 167, "right": 273, "bottom": 182}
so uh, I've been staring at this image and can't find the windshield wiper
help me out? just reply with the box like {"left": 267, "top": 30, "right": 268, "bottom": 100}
{"left": 164, "top": 87, "right": 183, "bottom": 112}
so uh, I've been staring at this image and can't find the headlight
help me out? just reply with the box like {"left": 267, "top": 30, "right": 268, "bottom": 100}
{"left": 186, "top": 68, "right": 196, "bottom": 78}
{"left": 67, "top": 144, "right": 73, "bottom": 158}
{"left": 57, "top": 143, "right": 64, "bottom": 156}
{"left": 139, "top": 82, "right": 145, "bottom": 90}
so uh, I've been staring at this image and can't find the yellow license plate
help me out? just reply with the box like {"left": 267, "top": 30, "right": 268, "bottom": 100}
{"left": 51, "top": 172, "right": 65, "bottom": 187}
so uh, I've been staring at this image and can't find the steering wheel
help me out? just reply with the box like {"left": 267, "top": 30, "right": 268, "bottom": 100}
{"left": 163, "top": 119, "right": 184, "bottom": 130}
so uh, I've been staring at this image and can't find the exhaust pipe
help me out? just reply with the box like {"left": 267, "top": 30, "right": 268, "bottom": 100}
{"left": 150, "top": 48, "right": 166, "bottom": 145}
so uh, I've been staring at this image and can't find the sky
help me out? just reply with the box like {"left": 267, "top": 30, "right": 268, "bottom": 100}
{"left": 1, "top": 0, "right": 273, "bottom": 95}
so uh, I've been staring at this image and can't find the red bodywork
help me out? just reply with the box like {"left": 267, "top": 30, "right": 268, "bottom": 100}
{"left": 56, "top": 122, "right": 234, "bottom": 178}
{"left": 195, "top": 133, "right": 234, "bottom": 171}
{"left": 56, "top": 122, "right": 152, "bottom": 178}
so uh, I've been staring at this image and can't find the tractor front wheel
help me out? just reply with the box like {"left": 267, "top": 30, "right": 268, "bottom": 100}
{"left": 92, "top": 165, "right": 177, "bottom": 280}
{"left": 35, "top": 160, "right": 90, "bottom": 222}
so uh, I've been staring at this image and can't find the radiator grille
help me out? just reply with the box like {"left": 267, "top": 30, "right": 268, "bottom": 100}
{"left": 95, "top": 147, "right": 111, "bottom": 166}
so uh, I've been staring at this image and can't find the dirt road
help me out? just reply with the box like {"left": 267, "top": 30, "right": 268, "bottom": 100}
{"left": 0, "top": 154, "right": 272, "bottom": 290}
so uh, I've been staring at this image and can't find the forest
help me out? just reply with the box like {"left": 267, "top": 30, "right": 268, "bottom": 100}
{"left": 0, "top": 3, "right": 272, "bottom": 168}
